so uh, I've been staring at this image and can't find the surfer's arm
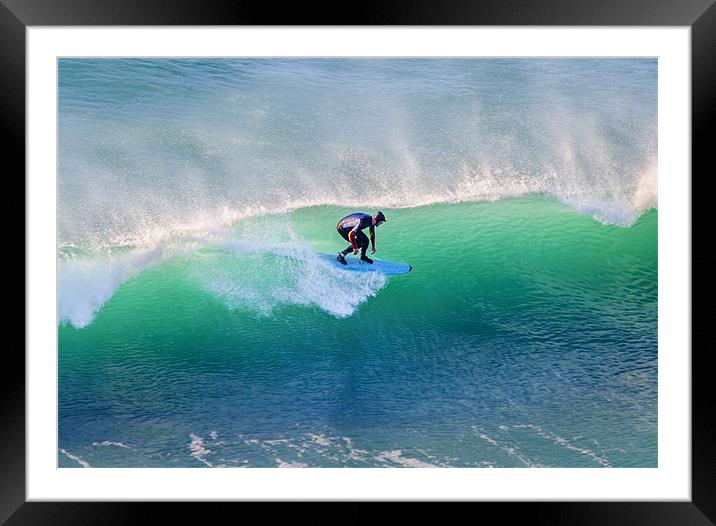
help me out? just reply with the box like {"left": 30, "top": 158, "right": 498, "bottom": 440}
{"left": 370, "top": 227, "right": 376, "bottom": 253}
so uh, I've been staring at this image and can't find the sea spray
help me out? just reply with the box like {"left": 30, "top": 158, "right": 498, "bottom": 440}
{"left": 59, "top": 58, "right": 657, "bottom": 251}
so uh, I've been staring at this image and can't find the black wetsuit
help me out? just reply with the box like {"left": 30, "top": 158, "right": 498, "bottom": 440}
{"left": 337, "top": 213, "right": 374, "bottom": 257}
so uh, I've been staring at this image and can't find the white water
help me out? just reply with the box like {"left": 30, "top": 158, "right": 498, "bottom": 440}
{"left": 59, "top": 58, "right": 657, "bottom": 251}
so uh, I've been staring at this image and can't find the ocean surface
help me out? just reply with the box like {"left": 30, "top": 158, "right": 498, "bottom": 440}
{"left": 58, "top": 58, "right": 657, "bottom": 468}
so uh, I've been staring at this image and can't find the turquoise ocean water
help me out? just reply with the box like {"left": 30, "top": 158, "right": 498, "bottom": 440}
{"left": 58, "top": 59, "right": 657, "bottom": 468}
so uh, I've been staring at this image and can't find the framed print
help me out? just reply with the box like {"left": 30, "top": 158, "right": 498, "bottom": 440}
{"left": 8, "top": 0, "right": 711, "bottom": 522}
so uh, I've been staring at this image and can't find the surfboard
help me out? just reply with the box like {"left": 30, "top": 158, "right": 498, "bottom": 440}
{"left": 320, "top": 253, "right": 412, "bottom": 275}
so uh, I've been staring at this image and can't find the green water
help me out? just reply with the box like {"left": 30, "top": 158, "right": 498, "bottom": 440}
{"left": 59, "top": 196, "right": 657, "bottom": 467}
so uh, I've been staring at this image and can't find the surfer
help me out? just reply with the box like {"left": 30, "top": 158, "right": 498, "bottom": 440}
{"left": 336, "top": 211, "right": 386, "bottom": 265}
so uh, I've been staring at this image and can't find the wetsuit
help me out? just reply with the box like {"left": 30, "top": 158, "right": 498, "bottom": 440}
{"left": 336, "top": 213, "right": 375, "bottom": 258}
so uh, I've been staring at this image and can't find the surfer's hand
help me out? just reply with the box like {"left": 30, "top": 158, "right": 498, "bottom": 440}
{"left": 371, "top": 248, "right": 376, "bottom": 254}
{"left": 353, "top": 249, "right": 359, "bottom": 255}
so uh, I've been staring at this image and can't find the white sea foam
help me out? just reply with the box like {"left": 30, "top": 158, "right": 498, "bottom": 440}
{"left": 192, "top": 430, "right": 452, "bottom": 467}
{"left": 276, "top": 458, "right": 309, "bottom": 468}
{"left": 473, "top": 424, "right": 612, "bottom": 468}
{"left": 471, "top": 427, "right": 538, "bottom": 467}
{"left": 59, "top": 448, "right": 91, "bottom": 468}
{"left": 188, "top": 433, "right": 226, "bottom": 468}
{"left": 307, "top": 433, "right": 332, "bottom": 447}
{"left": 92, "top": 441, "right": 131, "bottom": 449}
{"left": 512, "top": 424, "right": 612, "bottom": 467}
{"left": 374, "top": 450, "right": 439, "bottom": 468}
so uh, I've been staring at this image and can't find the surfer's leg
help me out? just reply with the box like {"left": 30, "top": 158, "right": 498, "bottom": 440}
{"left": 357, "top": 231, "right": 369, "bottom": 257}
{"left": 338, "top": 228, "right": 353, "bottom": 256}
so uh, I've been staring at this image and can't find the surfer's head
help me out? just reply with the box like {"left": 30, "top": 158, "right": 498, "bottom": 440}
{"left": 373, "top": 211, "right": 386, "bottom": 226}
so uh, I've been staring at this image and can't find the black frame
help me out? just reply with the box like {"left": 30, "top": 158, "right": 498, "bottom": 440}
{"left": 7, "top": 0, "right": 711, "bottom": 521}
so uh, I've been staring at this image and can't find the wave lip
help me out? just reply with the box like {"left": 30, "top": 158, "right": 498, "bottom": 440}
{"left": 58, "top": 246, "right": 166, "bottom": 328}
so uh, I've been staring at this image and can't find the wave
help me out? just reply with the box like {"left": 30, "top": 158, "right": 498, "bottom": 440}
{"left": 58, "top": 219, "right": 386, "bottom": 329}
{"left": 58, "top": 194, "right": 658, "bottom": 329}
{"left": 58, "top": 59, "right": 658, "bottom": 328}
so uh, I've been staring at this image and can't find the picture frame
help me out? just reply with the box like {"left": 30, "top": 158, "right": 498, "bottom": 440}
{"left": 8, "top": 0, "right": 710, "bottom": 521}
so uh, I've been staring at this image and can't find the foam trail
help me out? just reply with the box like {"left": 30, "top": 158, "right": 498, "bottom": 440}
{"left": 195, "top": 233, "right": 386, "bottom": 318}
{"left": 512, "top": 424, "right": 612, "bottom": 467}
{"left": 59, "top": 448, "right": 91, "bottom": 468}
{"left": 92, "top": 441, "right": 132, "bottom": 449}
{"left": 472, "top": 427, "right": 538, "bottom": 467}
{"left": 375, "top": 450, "right": 440, "bottom": 468}
{"left": 276, "top": 459, "right": 309, "bottom": 468}
{"left": 188, "top": 434, "right": 226, "bottom": 468}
